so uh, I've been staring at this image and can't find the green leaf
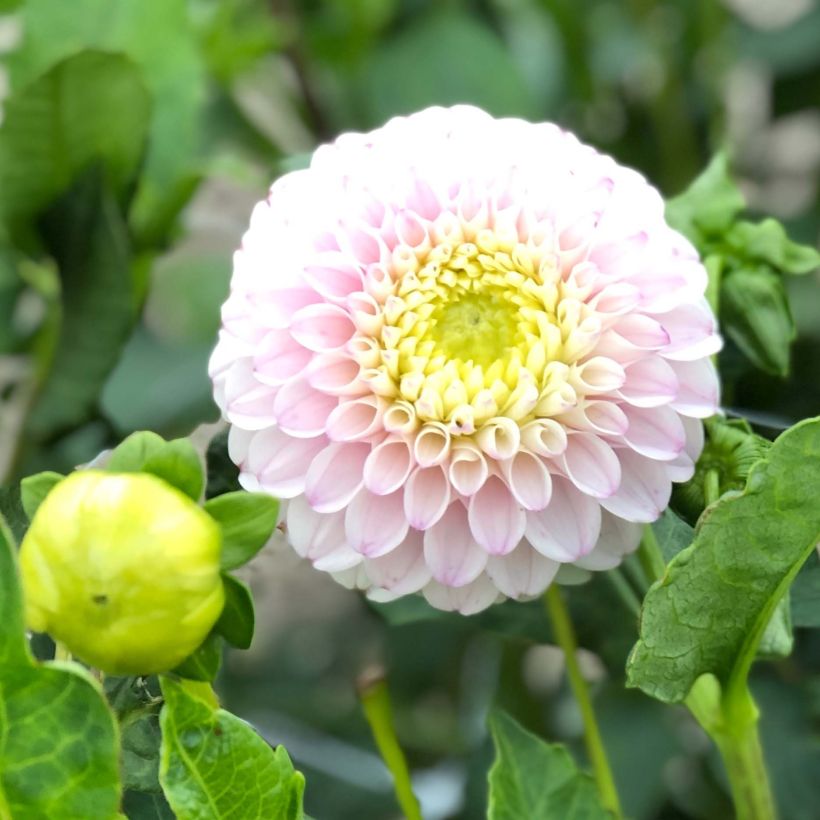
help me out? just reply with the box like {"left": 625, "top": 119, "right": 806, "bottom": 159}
{"left": 216, "top": 574, "right": 255, "bottom": 650}
{"left": 20, "top": 470, "right": 63, "bottom": 520}
{"left": 13, "top": 0, "right": 209, "bottom": 247}
{"left": 24, "top": 169, "right": 138, "bottom": 440}
{"left": 173, "top": 632, "right": 223, "bottom": 683}
{"left": 107, "top": 431, "right": 167, "bottom": 471}
{"left": 721, "top": 267, "right": 795, "bottom": 377}
{"left": 204, "top": 491, "right": 280, "bottom": 570}
{"left": 107, "top": 432, "right": 204, "bottom": 500}
{"left": 0, "top": 484, "right": 27, "bottom": 544}
{"left": 627, "top": 417, "right": 820, "bottom": 703}
{"left": 159, "top": 677, "right": 306, "bottom": 819}
{"left": 726, "top": 218, "right": 820, "bottom": 276}
{"left": 487, "top": 711, "right": 611, "bottom": 820}
{"left": 651, "top": 509, "right": 694, "bottom": 563}
{"left": 0, "top": 515, "right": 122, "bottom": 817}
{"left": 0, "top": 50, "right": 150, "bottom": 238}
{"left": 757, "top": 594, "right": 793, "bottom": 659}
{"left": 665, "top": 152, "right": 745, "bottom": 243}
{"left": 357, "top": 9, "right": 536, "bottom": 129}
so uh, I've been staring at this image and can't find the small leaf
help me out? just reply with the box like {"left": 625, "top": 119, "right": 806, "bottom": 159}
{"left": 159, "top": 677, "right": 306, "bottom": 820}
{"left": 108, "top": 432, "right": 204, "bottom": 500}
{"left": 107, "top": 431, "right": 167, "bottom": 471}
{"left": 0, "top": 515, "right": 122, "bottom": 817}
{"left": 627, "top": 417, "right": 820, "bottom": 703}
{"left": 665, "top": 152, "right": 745, "bottom": 242}
{"left": 204, "top": 491, "right": 280, "bottom": 570}
{"left": 142, "top": 438, "right": 204, "bottom": 501}
{"left": 216, "top": 574, "right": 255, "bottom": 650}
{"left": 721, "top": 267, "right": 794, "bottom": 377}
{"left": 757, "top": 594, "right": 793, "bottom": 659}
{"left": 726, "top": 218, "right": 820, "bottom": 276}
{"left": 173, "top": 632, "right": 223, "bottom": 683}
{"left": 20, "top": 471, "right": 63, "bottom": 520}
{"left": 487, "top": 711, "right": 611, "bottom": 820}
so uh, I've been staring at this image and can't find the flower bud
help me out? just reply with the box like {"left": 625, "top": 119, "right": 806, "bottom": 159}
{"left": 19, "top": 470, "right": 224, "bottom": 675}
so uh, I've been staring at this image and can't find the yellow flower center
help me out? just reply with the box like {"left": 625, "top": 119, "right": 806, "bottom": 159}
{"left": 355, "top": 227, "right": 605, "bottom": 445}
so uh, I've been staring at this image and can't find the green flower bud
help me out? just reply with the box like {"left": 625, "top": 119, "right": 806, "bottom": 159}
{"left": 673, "top": 417, "right": 771, "bottom": 524}
{"left": 19, "top": 470, "right": 224, "bottom": 675}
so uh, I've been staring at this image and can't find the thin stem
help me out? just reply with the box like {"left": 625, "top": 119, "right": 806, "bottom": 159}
{"left": 544, "top": 586, "right": 622, "bottom": 818}
{"left": 637, "top": 525, "right": 665, "bottom": 584}
{"left": 704, "top": 468, "right": 721, "bottom": 507}
{"left": 358, "top": 669, "right": 422, "bottom": 820}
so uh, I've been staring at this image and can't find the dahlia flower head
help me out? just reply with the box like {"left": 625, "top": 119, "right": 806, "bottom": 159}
{"left": 210, "top": 106, "right": 720, "bottom": 614}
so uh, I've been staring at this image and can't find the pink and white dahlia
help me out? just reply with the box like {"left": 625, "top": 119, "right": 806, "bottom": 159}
{"left": 210, "top": 106, "right": 720, "bottom": 614}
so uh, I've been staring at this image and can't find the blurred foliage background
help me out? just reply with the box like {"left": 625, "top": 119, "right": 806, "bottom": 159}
{"left": 0, "top": 1, "right": 819, "bottom": 818}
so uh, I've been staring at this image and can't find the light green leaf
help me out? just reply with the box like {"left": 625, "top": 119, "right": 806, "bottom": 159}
{"left": 20, "top": 470, "right": 63, "bottom": 520}
{"left": 204, "top": 491, "right": 280, "bottom": 570}
{"left": 0, "top": 515, "right": 122, "bottom": 818}
{"left": 106, "top": 432, "right": 204, "bottom": 500}
{"left": 487, "top": 711, "right": 611, "bottom": 820}
{"left": 627, "top": 417, "right": 820, "bottom": 703}
{"left": 726, "top": 218, "right": 820, "bottom": 276}
{"left": 665, "top": 152, "right": 745, "bottom": 243}
{"left": 23, "top": 170, "right": 138, "bottom": 441}
{"left": 13, "top": 0, "right": 209, "bottom": 247}
{"left": 757, "top": 594, "right": 793, "bottom": 659}
{"left": 0, "top": 50, "right": 150, "bottom": 237}
{"left": 357, "top": 9, "right": 536, "bottom": 129}
{"left": 721, "top": 267, "right": 795, "bottom": 377}
{"left": 172, "top": 632, "right": 223, "bottom": 684}
{"left": 216, "top": 574, "right": 255, "bottom": 650}
{"left": 107, "top": 431, "right": 167, "bottom": 472}
{"left": 159, "top": 677, "right": 305, "bottom": 819}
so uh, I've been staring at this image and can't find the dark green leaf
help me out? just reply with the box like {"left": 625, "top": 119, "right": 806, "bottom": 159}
{"left": 651, "top": 509, "right": 694, "bottom": 563}
{"left": 665, "top": 152, "right": 745, "bottom": 243}
{"left": 487, "top": 711, "right": 611, "bottom": 820}
{"left": 159, "top": 677, "right": 306, "bottom": 819}
{"left": 0, "top": 50, "right": 150, "bottom": 237}
{"left": 216, "top": 574, "right": 255, "bottom": 650}
{"left": 0, "top": 483, "right": 28, "bottom": 544}
{"left": 726, "top": 218, "right": 820, "bottom": 276}
{"left": 173, "top": 632, "right": 223, "bottom": 683}
{"left": 205, "top": 428, "right": 241, "bottom": 500}
{"left": 0, "top": 515, "right": 122, "bottom": 817}
{"left": 627, "top": 417, "right": 820, "bottom": 703}
{"left": 20, "top": 470, "right": 63, "bottom": 520}
{"left": 13, "top": 0, "right": 209, "bottom": 247}
{"left": 721, "top": 267, "right": 794, "bottom": 377}
{"left": 141, "top": 439, "right": 204, "bottom": 501}
{"left": 204, "top": 491, "right": 280, "bottom": 570}
{"left": 24, "top": 170, "right": 138, "bottom": 440}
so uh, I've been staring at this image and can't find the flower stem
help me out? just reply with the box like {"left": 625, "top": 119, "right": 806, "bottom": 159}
{"left": 637, "top": 524, "right": 666, "bottom": 584}
{"left": 544, "top": 585, "right": 622, "bottom": 818}
{"left": 358, "top": 668, "right": 422, "bottom": 820}
{"left": 638, "top": 526, "right": 778, "bottom": 819}
{"left": 603, "top": 567, "right": 642, "bottom": 617}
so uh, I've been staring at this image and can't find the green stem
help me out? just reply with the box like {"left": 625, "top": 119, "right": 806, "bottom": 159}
{"left": 704, "top": 468, "right": 721, "bottom": 507}
{"left": 358, "top": 670, "right": 422, "bottom": 820}
{"left": 544, "top": 586, "right": 622, "bottom": 818}
{"left": 638, "top": 528, "right": 778, "bottom": 819}
{"left": 637, "top": 525, "right": 665, "bottom": 584}
{"left": 603, "top": 567, "right": 642, "bottom": 617}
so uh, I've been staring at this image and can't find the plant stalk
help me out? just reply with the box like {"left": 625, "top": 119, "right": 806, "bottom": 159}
{"left": 544, "top": 585, "right": 622, "bottom": 818}
{"left": 358, "top": 669, "right": 422, "bottom": 820}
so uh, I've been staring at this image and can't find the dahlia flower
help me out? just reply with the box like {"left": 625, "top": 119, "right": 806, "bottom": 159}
{"left": 210, "top": 106, "right": 720, "bottom": 614}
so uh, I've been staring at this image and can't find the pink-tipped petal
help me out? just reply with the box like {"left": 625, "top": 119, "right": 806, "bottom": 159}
{"left": 526, "top": 476, "right": 602, "bottom": 562}
{"left": 622, "top": 405, "right": 686, "bottom": 461}
{"left": 500, "top": 450, "right": 552, "bottom": 511}
{"left": 422, "top": 575, "right": 499, "bottom": 615}
{"left": 345, "top": 488, "right": 409, "bottom": 557}
{"left": 669, "top": 359, "right": 720, "bottom": 418}
{"left": 365, "top": 530, "right": 431, "bottom": 594}
{"left": 560, "top": 432, "right": 621, "bottom": 498}
{"left": 619, "top": 357, "right": 679, "bottom": 407}
{"left": 248, "top": 428, "right": 327, "bottom": 498}
{"left": 273, "top": 378, "right": 338, "bottom": 437}
{"left": 304, "top": 442, "right": 369, "bottom": 513}
{"left": 468, "top": 476, "right": 526, "bottom": 555}
{"left": 486, "top": 546, "right": 559, "bottom": 598}
{"left": 403, "top": 465, "right": 451, "bottom": 530}
{"left": 424, "top": 503, "right": 488, "bottom": 587}
{"left": 287, "top": 495, "right": 361, "bottom": 571}
{"left": 363, "top": 436, "right": 414, "bottom": 495}
{"left": 601, "top": 450, "right": 671, "bottom": 522}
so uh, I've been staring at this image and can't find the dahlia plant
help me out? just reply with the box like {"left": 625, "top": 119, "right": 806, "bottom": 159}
{"left": 1, "top": 105, "right": 819, "bottom": 820}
